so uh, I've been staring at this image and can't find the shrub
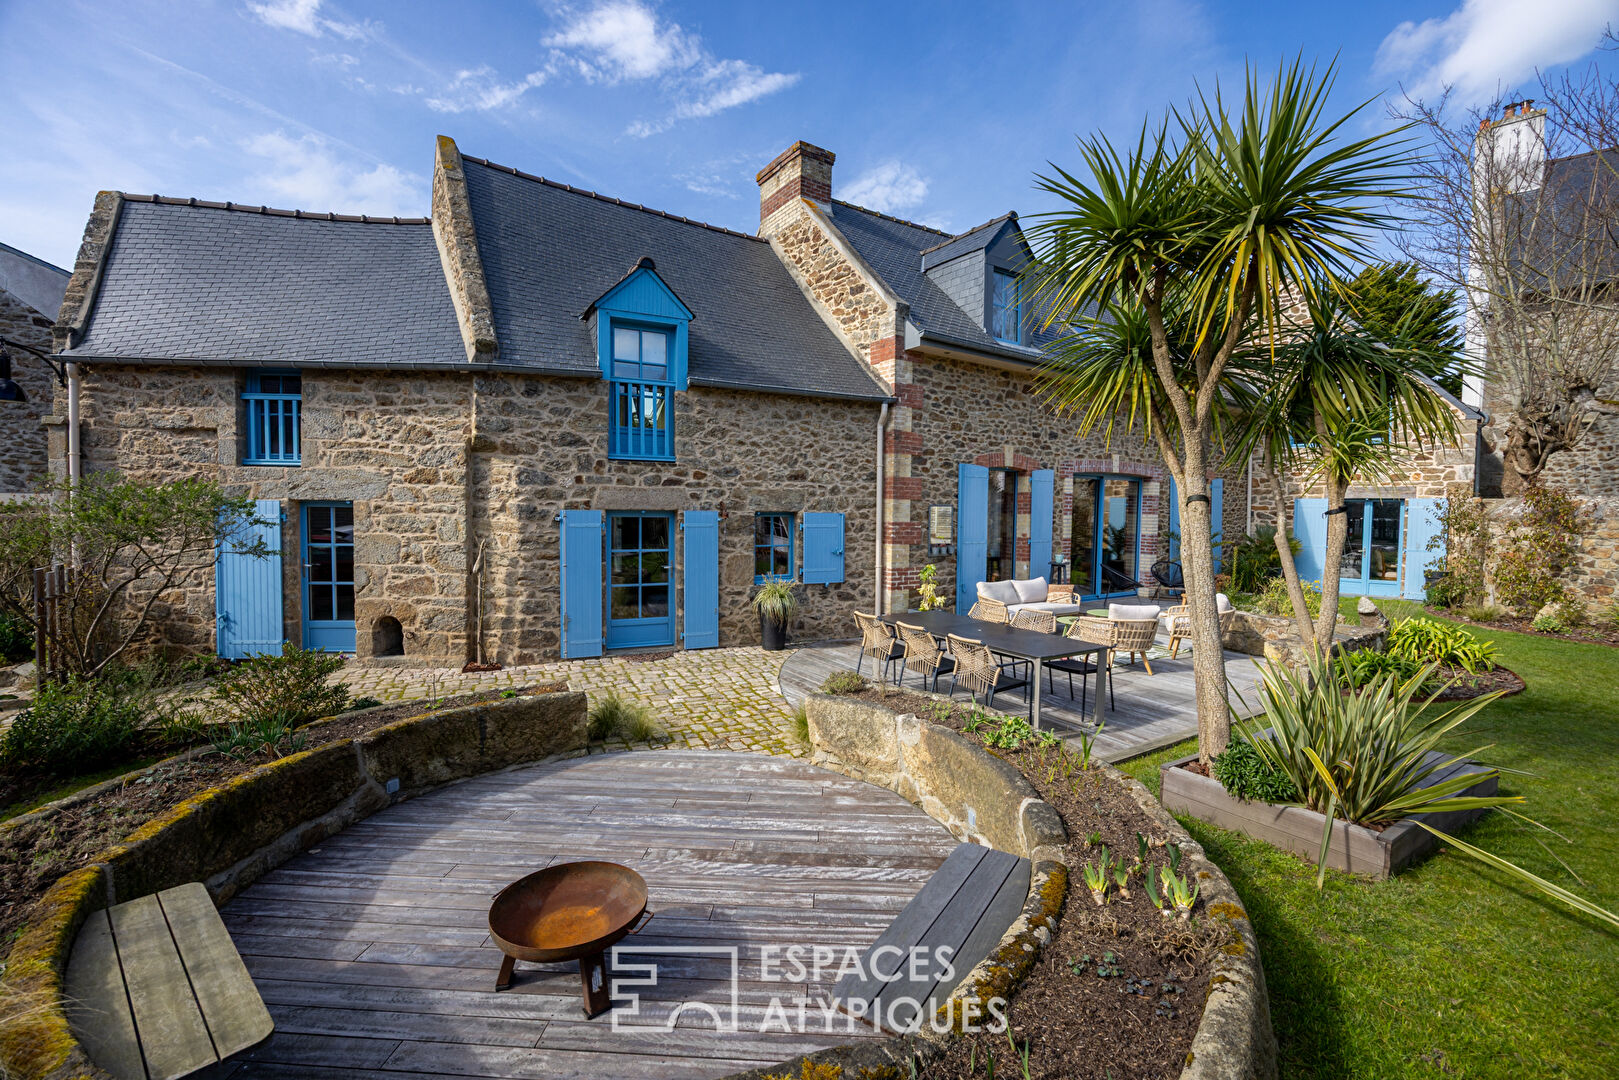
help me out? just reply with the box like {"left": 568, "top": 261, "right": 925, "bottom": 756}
{"left": 212, "top": 712, "right": 307, "bottom": 761}
{"left": 1252, "top": 575, "right": 1322, "bottom": 618}
{"left": 1386, "top": 617, "right": 1496, "bottom": 673}
{"left": 1458, "top": 602, "right": 1508, "bottom": 624}
{"left": 1496, "top": 484, "right": 1584, "bottom": 615}
{"left": 1530, "top": 612, "right": 1568, "bottom": 635}
{"left": 1226, "top": 526, "right": 1300, "bottom": 595}
{"left": 1427, "top": 495, "right": 1491, "bottom": 608}
{"left": 1211, "top": 739, "right": 1299, "bottom": 803}
{"left": 587, "top": 690, "right": 660, "bottom": 742}
{"left": 0, "top": 676, "right": 145, "bottom": 772}
{"left": 0, "top": 612, "right": 33, "bottom": 663}
{"left": 209, "top": 644, "right": 350, "bottom": 727}
{"left": 346, "top": 696, "right": 385, "bottom": 712}
{"left": 1337, "top": 649, "right": 1423, "bottom": 686}
{"left": 820, "top": 671, "right": 867, "bottom": 695}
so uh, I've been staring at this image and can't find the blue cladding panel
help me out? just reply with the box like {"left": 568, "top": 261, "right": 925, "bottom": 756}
{"left": 956, "top": 464, "right": 989, "bottom": 613}
{"left": 216, "top": 499, "right": 284, "bottom": 659}
{"left": 1403, "top": 498, "right": 1444, "bottom": 600}
{"left": 1293, "top": 498, "right": 1328, "bottom": 586}
{"left": 801, "top": 513, "right": 846, "bottom": 585}
{"left": 1211, "top": 478, "right": 1224, "bottom": 574}
{"left": 1028, "top": 469, "right": 1054, "bottom": 577}
{"left": 560, "top": 509, "right": 604, "bottom": 658}
{"left": 683, "top": 510, "right": 720, "bottom": 649}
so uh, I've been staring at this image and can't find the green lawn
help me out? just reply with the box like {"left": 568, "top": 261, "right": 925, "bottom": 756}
{"left": 1121, "top": 603, "right": 1619, "bottom": 1079}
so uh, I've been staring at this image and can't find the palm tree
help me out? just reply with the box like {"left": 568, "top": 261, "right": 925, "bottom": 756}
{"left": 1226, "top": 289, "right": 1470, "bottom": 653}
{"left": 1026, "top": 59, "right": 1408, "bottom": 761}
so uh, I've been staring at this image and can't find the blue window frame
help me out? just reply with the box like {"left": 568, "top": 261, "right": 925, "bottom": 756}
{"left": 608, "top": 324, "right": 674, "bottom": 460}
{"left": 754, "top": 513, "right": 794, "bottom": 583}
{"left": 243, "top": 370, "right": 302, "bottom": 465}
{"left": 991, "top": 269, "right": 1022, "bottom": 344}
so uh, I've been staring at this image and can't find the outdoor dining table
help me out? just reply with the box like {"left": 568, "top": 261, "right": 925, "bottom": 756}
{"left": 881, "top": 610, "right": 1107, "bottom": 731}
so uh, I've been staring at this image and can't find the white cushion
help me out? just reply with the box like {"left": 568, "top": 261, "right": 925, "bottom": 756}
{"left": 1012, "top": 601, "right": 1086, "bottom": 618}
{"left": 1216, "top": 592, "right": 1233, "bottom": 613}
{"left": 977, "top": 579, "right": 1020, "bottom": 605}
{"left": 1109, "top": 603, "right": 1162, "bottom": 621}
{"left": 1012, "top": 577, "right": 1049, "bottom": 604}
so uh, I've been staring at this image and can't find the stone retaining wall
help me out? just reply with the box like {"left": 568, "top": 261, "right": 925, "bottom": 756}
{"left": 745, "top": 694, "right": 1276, "bottom": 1080}
{"left": 0, "top": 690, "right": 587, "bottom": 1080}
{"left": 1224, "top": 607, "right": 1387, "bottom": 667}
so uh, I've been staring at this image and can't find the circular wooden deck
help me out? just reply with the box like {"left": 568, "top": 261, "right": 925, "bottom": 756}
{"left": 206, "top": 750, "right": 957, "bottom": 1079}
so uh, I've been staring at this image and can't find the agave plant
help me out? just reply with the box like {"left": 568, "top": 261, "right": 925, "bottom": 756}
{"left": 1235, "top": 652, "right": 1619, "bottom": 930}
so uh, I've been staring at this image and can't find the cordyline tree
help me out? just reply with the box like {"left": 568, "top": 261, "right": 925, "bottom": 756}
{"left": 1026, "top": 60, "right": 1408, "bottom": 761}
{"left": 0, "top": 473, "right": 265, "bottom": 677}
{"left": 1394, "top": 65, "right": 1619, "bottom": 491}
{"left": 1225, "top": 289, "right": 1469, "bottom": 652}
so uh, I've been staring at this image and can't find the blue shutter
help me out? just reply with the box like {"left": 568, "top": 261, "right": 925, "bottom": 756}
{"left": 682, "top": 510, "right": 720, "bottom": 649}
{"left": 1210, "top": 478, "right": 1224, "bottom": 574}
{"left": 1028, "top": 469, "right": 1054, "bottom": 579}
{"left": 1403, "top": 498, "right": 1444, "bottom": 600}
{"left": 956, "top": 463, "right": 989, "bottom": 613}
{"left": 801, "top": 512, "right": 846, "bottom": 585}
{"left": 1292, "top": 498, "right": 1328, "bottom": 586}
{"left": 560, "top": 510, "right": 604, "bottom": 659}
{"left": 215, "top": 499, "right": 284, "bottom": 660}
{"left": 1167, "top": 477, "right": 1181, "bottom": 560}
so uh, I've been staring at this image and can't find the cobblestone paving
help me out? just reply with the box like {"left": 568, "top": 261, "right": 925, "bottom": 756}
{"left": 340, "top": 647, "right": 808, "bottom": 758}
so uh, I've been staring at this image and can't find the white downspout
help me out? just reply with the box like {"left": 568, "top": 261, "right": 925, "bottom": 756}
{"left": 1245, "top": 452, "right": 1253, "bottom": 536}
{"left": 875, "top": 402, "right": 888, "bottom": 615}
{"left": 66, "top": 362, "right": 82, "bottom": 485}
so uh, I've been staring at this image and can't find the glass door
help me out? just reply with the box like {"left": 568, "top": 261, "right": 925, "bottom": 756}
{"left": 301, "top": 502, "right": 355, "bottom": 652}
{"left": 1338, "top": 499, "right": 1404, "bottom": 597}
{"left": 606, "top": 511, "right": 675, "bottom": 649}
{"left": 1069, "top": 477, "right": 1100, "bottom": 596}
{"left": 1068, "top": 476, "right": 1142, "bottom": 600}
{"left": 984, "top": 468, "right": 1021, "bottom": 582}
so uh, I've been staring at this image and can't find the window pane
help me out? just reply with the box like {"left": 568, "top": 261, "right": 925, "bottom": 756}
{"left": 307, "top": 507, "right": 331, "bottom": 544}
{"left": 309, "top": 546, "right": 333, "bottom": 583}
{"left": 1369, "top": 500, "right": 1401, "bottom": 581}
{"left": 612, "top": 554, "right": 640, "bottom": 585}
{"left": 611, "top": 586, "right": 639, "bottom": 619}
{"left": 311, "top": 585, "right": 333, "bottom": 622}
{"left": 1340, "top": 501, "right": 1367, "bottom": 579}
{"left": 641, "top": 516, "right": 669, "bottom": 551}
{"left": 336, "top": 545, "right": 354, "bottom": 583}
{"left": 335, "top": 505, "right": 353, "bottom": 531}
{"left": 754, "top": 515, "right": 773, "bottom": 548}
{"left": 641, "top": 332, "right": 667, "bottom": 379}
{"left": 613, "top": 327, "right": 639, "bottom": 362}
{"left": 641, "top": 551, "right": 668, "bottom": 584}
{"left": 612, "top": 515, "right": 640, "bottom": 551}
{"left": 641, "top": 585, "right": 669, "bottom": 618}
{"left": 772, "top": 547, "right": 790, "bottom": 577}
{"left": 335, "top": 584, "right": 355, "bottom": 622}
{"left": 755, "top": 549, "right": 772, "bottom": 577}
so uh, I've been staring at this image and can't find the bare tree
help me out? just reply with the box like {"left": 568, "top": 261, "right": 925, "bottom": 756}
{"left": 1394, "top": 70, "right": 1619, "bottom": 491}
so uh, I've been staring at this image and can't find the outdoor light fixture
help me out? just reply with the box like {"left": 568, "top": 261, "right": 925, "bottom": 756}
{"left": 0, "top": 346, "right": 24, "bottom": 402}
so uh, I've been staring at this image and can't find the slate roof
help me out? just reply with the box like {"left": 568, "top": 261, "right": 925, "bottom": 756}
{"left": 461, "top": 158, "right": 890, "bottom": 401}
{"left": 1504, "top": 147, "right": 1619, "bottom": 289}
{"left": 918, "top": 213, "right": 1018, "bottom": 270}
{"left": 64, "top": 197, "right": 464, "bottom": 366}
{"left": 828, "top": 202, "right": 1061, "bottom": 359}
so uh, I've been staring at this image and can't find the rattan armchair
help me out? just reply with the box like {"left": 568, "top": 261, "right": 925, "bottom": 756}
{"left": 1162, "top": 595, "right": 1236, "bottom": 659}
{"left": 852, "top": 611, "right": 906, "bottom": 683}
{"left": 967, "top": 598, "right": 1009, "bottom": 624}
{"left": 1009, "top": 609, "right": 1058, "bottom": 634}
{"left": 945, "top": 633, "right": 1030, "bottom": 717}
{"left": 895, "top": 621, "right": 954, "bottom": 692}
{"left": 1072, "top": 615, "right": 1161, "bottom": 674}
{"left": 1046, "top": 618, "right": 1111, "bottom": 715}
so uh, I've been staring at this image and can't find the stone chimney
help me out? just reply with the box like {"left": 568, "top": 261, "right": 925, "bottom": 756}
{"left": 756, "top": 141, "right": 835, "bottom": 237}
{"left": 1473, "top": 100, "right": 1547, "bottom": 196}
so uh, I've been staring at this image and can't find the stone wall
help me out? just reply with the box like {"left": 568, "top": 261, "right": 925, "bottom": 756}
{"left": 0, "top": 287, "right": 56, "bottom": 491}
{"left": 1482, "top": 493, "right": 1619, "bottom": 606}
{"left": 48, "top": 363, "right": 877, "bottom": 665}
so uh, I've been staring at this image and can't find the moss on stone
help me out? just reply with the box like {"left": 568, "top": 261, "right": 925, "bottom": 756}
{"left": 0, "top": 864, "right": 106, "bottom": 1080}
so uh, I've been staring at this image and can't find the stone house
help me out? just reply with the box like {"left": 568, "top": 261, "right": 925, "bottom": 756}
{"left": 0, "top": 241, "right": 69, "bottom": 492}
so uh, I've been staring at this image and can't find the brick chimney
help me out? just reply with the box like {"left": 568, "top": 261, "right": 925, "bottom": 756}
{"left": 757, "top": 141, "right": 835, "bottom": 236}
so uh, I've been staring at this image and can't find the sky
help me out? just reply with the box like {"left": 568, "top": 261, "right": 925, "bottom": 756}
{"left": 2, "top": 0, "right": 1617, "bottom": 271}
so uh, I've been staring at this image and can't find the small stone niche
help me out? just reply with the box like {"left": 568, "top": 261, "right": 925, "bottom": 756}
{"left": 371, "top": 616, "right": 404, "bottom": 658}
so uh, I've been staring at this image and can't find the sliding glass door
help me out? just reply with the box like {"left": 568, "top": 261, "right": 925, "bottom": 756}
{"left": 1068, "top": 475, "right": 1142, "bottom": 600}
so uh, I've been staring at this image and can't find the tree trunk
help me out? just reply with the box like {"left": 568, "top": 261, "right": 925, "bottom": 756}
{"left": 1262, "top": 462, "right": 1316, "bottom": 644}
{"left": 1312, "top": 473, "right": 1350, "bottom": 652}
{"left": 1177, "top": 436, "right": 1232, "bottom": 765}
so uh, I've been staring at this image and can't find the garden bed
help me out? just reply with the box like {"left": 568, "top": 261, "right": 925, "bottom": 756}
{"left": 1428, "top": 607, "right": 1619, "bottom": 648}
{"left": 0, "top": 683, "right": 561, "bottom": 947}
{"left": 810, "top": 682, "right": 1273, "bottom": 1079}
{"left": 1426, "top": 664, "right": 1525, "bottom": 701}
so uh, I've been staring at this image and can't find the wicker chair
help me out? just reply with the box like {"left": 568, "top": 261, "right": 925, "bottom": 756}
{"left": 1009, "top": 609, "right": 1058, "bottom": 634}
{"left": 852, "top": 611, "right": 906, "bottom": 683}
{"left": 1046, "top": 618, "right": 1111, "bottom": 715}
{"left": 967, "top": 598, "right": 1009, "bottom": 624}
{"left": 1162, "top": 594, "right": 1235, "bottom": 659}
{"left": 945, "top": 633, "right": 1030, "bottom": 717}
{"left": 895, "top": 621, "right": 954, "bottom": 692}
{"left": 1072, "top": 615, "right": 1162, "bottom": 675}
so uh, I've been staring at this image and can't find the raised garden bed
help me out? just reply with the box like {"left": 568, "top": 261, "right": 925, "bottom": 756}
{"left": 1160, "top": 752, "right": 1498, "bottom": 878}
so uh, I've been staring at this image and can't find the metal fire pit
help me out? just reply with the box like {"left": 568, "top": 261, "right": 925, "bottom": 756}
{"left": 488, "top": 861, "right": 653, "bottom": 1017}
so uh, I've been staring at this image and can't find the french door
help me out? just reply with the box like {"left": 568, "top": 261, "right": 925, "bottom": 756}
{"left": 1068, "top": 475, "right": 1141, "bottom": 600}
{"left": 1339, "top": 499, "right": 1404, "bottom": 597}
{"left": 605, "top": 511, "right": 675, "bottom": 649}
{"left": 301, "top": 502, "right": 355, "bottom": 652}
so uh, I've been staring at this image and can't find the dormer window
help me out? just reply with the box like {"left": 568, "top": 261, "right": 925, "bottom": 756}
{"left": 991, "top": 269, "right": 1022, "bottom": 344}
{"left": 586, "top": 257, "right": 693, "bottom": 463}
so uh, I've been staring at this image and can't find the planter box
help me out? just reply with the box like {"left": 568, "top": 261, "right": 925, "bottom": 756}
{"left": 1160, "top": 751, "right": 1497, "bottom": 878}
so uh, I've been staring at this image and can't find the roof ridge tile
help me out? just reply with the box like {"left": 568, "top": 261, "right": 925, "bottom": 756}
{"left": 918, "top": 211, "right": 1017, "bottom": 255}
{"left": 119, "top": 192, "right": 429, "bottom": 224}
{"left": 830, "top": 199, "right": 952, "bottom": 237}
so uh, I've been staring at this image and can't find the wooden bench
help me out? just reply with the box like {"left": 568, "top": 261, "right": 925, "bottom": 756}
{"left": 65, "top": 883, "right": 273, "bottom": 1080}
{"left": 832, "top": 843, "right": 1030, "bottom": 1031}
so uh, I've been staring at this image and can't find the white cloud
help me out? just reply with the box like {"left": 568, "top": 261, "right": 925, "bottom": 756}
{"left": 425, "top": 66, "right": 549, "bottom": 113}
{"left": 1375, "top": 0, "right": 1619, "bottom": 102}
{"left": 544, "top": 0, "right": 797, "bottom": 134}
{"left": 842, "top": 162, "right": 930, "bottom": 214}
{"left": 239, "top": 132, "right": 424, "bottom": 215}
{"left": 246, "top": 0, "right": 372, "bottom": 41}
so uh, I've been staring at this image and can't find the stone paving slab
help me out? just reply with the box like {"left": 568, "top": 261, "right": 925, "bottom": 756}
{"left": 339, "top": 647, "right": 807, "bottom": 758}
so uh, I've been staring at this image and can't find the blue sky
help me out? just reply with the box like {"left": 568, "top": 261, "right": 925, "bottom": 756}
{"left": 3, "top": 0, "right": 1617, "bottom": 270}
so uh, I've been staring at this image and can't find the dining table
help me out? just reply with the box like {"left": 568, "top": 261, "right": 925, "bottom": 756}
{"left": 881, "top": 610, "right": 1107, "bottom": 731}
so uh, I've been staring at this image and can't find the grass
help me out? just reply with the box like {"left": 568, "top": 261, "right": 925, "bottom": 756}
{"left": 0, "top": 755, "right": 166, "bottom": 821}
{"left": 585, "top": 690, "right": 662, "bottom": 743}
{"left": 1120, "top": 600, "right": 1618, "bottom": 1078}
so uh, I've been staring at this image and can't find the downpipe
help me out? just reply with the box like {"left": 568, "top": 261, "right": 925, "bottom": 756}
{"left": 874, "top": 402, "right": 888, "bottom": 616}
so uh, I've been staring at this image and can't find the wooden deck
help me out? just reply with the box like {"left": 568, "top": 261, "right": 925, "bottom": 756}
{"left": 201, "top": 750, "right": 958, "bottom": 1080}
{"left": 779, "top": 636, "right": 1262, "bottom": 763}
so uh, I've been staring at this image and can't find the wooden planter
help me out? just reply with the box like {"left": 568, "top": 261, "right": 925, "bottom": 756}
{"left": 1160, "top": 752, "right": 1498, "bottom": 879}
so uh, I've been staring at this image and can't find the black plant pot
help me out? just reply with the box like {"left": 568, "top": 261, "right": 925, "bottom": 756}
{"left": 760, "top": 613, "right": 789, "bottom": 651}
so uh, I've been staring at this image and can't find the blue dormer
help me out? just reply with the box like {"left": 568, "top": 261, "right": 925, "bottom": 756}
{"left": 585, "top": 258, "right": 693, "bottom": 461}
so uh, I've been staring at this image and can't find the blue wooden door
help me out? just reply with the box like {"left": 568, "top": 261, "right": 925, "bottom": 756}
{"left": 956, "top": 464, "right": 989, "bottom": 612}
{"left": 1028, "top": 469, "right": 1054, "bottom": 579}
{"left": 1403, "top": 498, "right": 1444, "bottom": 600}
{"left": 682, "top": 510, "right": 719, "bottom": 649}
{"left": 301, "top": 502, "right": 356, "bottom": 652}
{"left": 560, "top": 509, "right": 604, "bottom": 658}
{"left": 216, "top": 499, "right": 284, "bottom": 659}
{"left": 606, "top": 511, "right": 675, "bottom": 649}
